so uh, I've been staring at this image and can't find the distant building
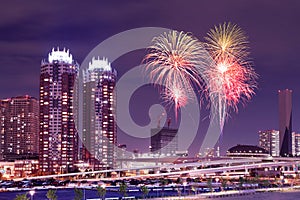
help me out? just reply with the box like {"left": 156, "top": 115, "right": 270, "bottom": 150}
{"left": 39, "top": 47, "right": 79, "bottom": 174}
{"left": 116, "top": 144, "right": 127, "bottom": 159}
{"left": 116, "top": 144, "right": 132, "bottom": 169}
{"left": 292, "top": 132, "right": 300, "bottom": 156}
{"left": 227, "top": 144, "right": 269, "bottom": 157}
{"left": 150, "top": 127, "right": 178, "bottom": 156}
{"left": 278, "top": 89, "right": 293, "bottom": 156}
{"left": 0, "top": 100, "right": 9, "bottom": 160}
{"left": 0, "top": 96, "right": 39, "bottom": 161}
{"left": 258, "top": 130, "right": 280, "bottom": 157}
{"left": 81, "top": 57, "right": 117, "bottom": 169}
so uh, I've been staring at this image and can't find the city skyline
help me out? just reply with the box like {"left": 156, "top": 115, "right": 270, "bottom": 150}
{"left": 1, "top": 1, "right": 300, "bottom": 155}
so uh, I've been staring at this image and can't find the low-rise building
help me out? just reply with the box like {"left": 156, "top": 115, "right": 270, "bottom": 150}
{"left": 227, "top": 144, "right": 269, "bottom": 157}
{"left": 0, "top": 161, "right": 14, "bottom": 179}
{"left": 14, "top": 159, "right": 39, "bottom": 178}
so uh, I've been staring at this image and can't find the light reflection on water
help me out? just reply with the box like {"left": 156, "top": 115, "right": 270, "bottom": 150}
{"left": 212, "top": 191, "right": 300, "bottom": 200}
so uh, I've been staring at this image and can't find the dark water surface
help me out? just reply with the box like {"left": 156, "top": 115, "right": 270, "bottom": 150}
{"left": 2, "top": 189, "right": 300, "bottom": 200}
{"left": 212, "top": 191, "right": 300, "bottom": 200}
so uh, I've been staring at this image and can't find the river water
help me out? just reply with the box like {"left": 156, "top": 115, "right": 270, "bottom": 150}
{"left": 2, "top": 189, "right": 300, "bottom": 200}
{"left": 213, "top": 191, "right": 300, "bottom": 200}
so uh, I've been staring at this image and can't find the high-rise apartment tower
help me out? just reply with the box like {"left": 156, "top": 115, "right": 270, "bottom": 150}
{"left": 39, "top": 47, "right": 79, "bottom": 174}
{"left": 82, "top": 57, "right": 117, "bottom": 169}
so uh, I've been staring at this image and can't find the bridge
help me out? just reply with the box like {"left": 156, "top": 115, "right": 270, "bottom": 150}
{"left": 15, "top": 156, "right": 300, "bottom": 181}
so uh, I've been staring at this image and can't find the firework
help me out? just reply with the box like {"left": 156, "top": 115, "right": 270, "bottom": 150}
{"left": 144, "top": 30, "right": 208, "bottom": 115}
{"left": 207, "top": 58, "right": 257, "bottom": 112}
{"left": 205, "top": 22, "right": 257, "bottom": 120}
{"left": 161, "top": 84, "right": 190, "bottom": 119}
{"left": 205, "top": 22, "right": 249, "bottom": 62}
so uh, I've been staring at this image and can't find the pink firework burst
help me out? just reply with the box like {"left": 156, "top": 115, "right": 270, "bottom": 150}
{"left": 205, "top": 22, "right": 258, "bottom": 119}
{"left": 208, "top": 58, "right": 257, "bottom": 113}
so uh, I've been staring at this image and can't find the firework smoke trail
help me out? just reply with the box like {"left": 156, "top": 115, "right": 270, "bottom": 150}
{"left": 205, "top": 22, "right": 258, "bottom": 130}
{"left": 144, "top": 30, "right": 208, "bottom": 118}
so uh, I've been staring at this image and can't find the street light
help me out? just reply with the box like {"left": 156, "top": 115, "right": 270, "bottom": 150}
{"left": 29, "top": 190, "right": 35, "bottom": 200}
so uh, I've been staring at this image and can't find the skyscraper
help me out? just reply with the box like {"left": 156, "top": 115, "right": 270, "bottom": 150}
{"left": 258, "top": 130, "right": 280, "bottom": 157}
{"left": 39, "top": 47, "right": 79, "bottom": 174}
{"left": 82, "top": 57, "right": 117, "bottom": 169}
{"left": 0, "top": 96, "right": 39, "bottom": 161}
{"left": 278, "top": 89, "right": 292, "bottom": 156}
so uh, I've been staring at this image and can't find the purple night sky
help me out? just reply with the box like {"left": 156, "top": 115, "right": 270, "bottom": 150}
{"left": 1, "top": 1, "right": 300, "bottom": 155}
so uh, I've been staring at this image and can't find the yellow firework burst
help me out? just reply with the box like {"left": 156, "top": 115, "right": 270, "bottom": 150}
{"left": 205, "top": 22, "right": 249, "bottom": 62}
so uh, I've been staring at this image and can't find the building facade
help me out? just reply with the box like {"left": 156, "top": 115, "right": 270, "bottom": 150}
{"left": 39, "top": 47, "right": 79, "bottom": 174}
{"left": 0, "top": 100, "right": 9, "bottom": 160}
{"left": 14, "top": 159, "right": 39, "bottom": 178}
{"left": 292, "top": 132, "right": 300, "bottom": 156}
{"left": 82, "top": 57, "right": 117, "bottom": 169}
{"left": 0, "top": 96, "right": 39, "bottom": 161}
{"left": 258, "top": 130, "right": 280, "bottom": 157}
{"left": 278, "top": 89, "right": 293, "bottom": 156}
{"left": 150, "top": 127, "right": 178, "bottom": 156}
